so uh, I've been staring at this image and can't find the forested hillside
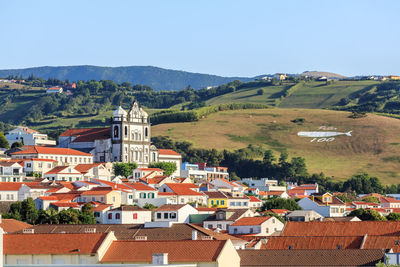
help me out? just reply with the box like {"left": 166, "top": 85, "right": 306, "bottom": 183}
{"left": 0, "top": 65, "right": 252, "bottom": 90}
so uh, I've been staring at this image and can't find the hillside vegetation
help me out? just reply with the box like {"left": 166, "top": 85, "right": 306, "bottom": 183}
{"left": 152, "top": 108, "right": 400, "bottom": 184}
{"left": 0, "top": 65, "right": 252, "bottom": 90}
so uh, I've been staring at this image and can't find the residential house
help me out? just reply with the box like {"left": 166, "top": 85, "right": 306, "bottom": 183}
{"left": 77, "top": 187, "right": 121, "bottom": 208}
{"left": 3, "top": 232, "right": 113, "bottom": 265}
{"left": 265, "top": 209, "right": 290, "bottom": 217}
{"left": 203, "top": 191, "right": 228, "bottom": 208}
{"left": 44, "top": 166, "right": 84, "bottom": 181}
{"left": 181, "top": 162, "right": 208, "bottom": 181}
{"left": 132, "top": 167, "right": 164, "bottom": 180}
{"left": 211, "top": 178, "right": 243, "bottom": 192}
{"left": 105, "top": 206, "right": 152, "bottom": 224}
{"left": 152, "top": 204, "right": 199, "bottom": 224}
{"left": 22, "top": 158, "right": 57, "bottom": 176}
{"left": 263, "top": 191, "right": 290, "bottom": 199}
{"left": 204, "top": 166, "right": 229, "bottom": 181}
{"left": 74, "top": 163, "right": 112, "bottom": 180}
{"left": 157, "top": 149, "right": 182, "bottom": 177}
{"left": 203, "top": 208, "right": 258, "bottom": 230}
{"left": 46, "top": 86, "right": 63, "bottom": 93}
{"left": 286, "top": 210, "right": 324, "bottom": 222}
{"left": 228, "top": 216, "right": 284, "bottom": 236}
{"left": 274, "top": 73, "right": 287, "bottom": 80}
{"left": 248, "top": 195, "right": 262, "bottom": 208}
{"left": 381, "top": 197, "right": 400, "bottom": 208}
{"left": 226, "top": 191, "right": 250, "bottom": 209}
{"left": 241, "top": 178, "right": 279, "bottom": 191}
{"left": 11, "top": 146, "right": 94, "bottom": 165}
{"left": 0, "top": 182, "right": 22, "bottom": 201}
{"left": 100, "top": 239, "right": 240, "bottom": 266}
{"left": 158, "top": 183, "right": 206, "bottom": 205}
{"left": 298, "top": 193, "right": 346, "bottom": 217}
{"left": 92, "top": 203, "right": 112, "bottom": 224}
{"left": 6, "top": 126, "right": 56, "bottom": 146}
{"left": 0, "top": 162, "right": 24, "bottom": 182}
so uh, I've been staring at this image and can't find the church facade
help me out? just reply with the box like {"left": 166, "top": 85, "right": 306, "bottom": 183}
{"left": 59, "top": 101, "right": 172, "bottom": 170}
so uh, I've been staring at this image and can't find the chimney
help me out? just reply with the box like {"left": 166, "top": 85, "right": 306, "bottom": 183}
{"left": 192, "top": 230, "right": 198, "bottom": 240}
{"left": 152, "top": 253, "right": 168, "bottom": 265}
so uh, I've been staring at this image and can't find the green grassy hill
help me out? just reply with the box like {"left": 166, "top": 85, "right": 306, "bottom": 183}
{"left": 152, "top": 108, "right": 400, "bottom": 184}
{"left": 206, "top": 80, "right": 380, "bottom": 108}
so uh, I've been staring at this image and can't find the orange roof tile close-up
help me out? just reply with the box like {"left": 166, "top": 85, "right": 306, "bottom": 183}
{"left": 4, "top": 233, "right": 107, "bottom": 254}
{"left": 231, "top": 216, "right": 270, "bottom": 226}
{"left": 101, "top": 240, "right": 226, "bottom": 263}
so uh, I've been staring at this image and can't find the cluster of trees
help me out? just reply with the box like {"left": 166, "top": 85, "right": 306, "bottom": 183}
{"left": 0, "top": 131, "right": 9, "bottom": 149}
{"left": 152, "top": 136, "right": 398, "bottom": 194}
{"left": 348, "top": 208, "right": 400, "bottom": 221}
{"left": 337, "top": 81, "right": 400, "bottom": 114}
{"left": 113, "top": 161, "right": 177, "bottom": 177}
{"left": 3, "top": 198, "right": 95, "bottom": 224}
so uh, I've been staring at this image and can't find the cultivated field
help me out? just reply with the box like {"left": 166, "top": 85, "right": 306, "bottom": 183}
{"left": 152, "top": 108, "right": 400, "bottom": 184}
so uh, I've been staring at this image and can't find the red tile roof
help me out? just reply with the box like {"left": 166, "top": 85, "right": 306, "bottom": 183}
{"left": 74, "top": 163, "right": 102, "bottom": 173}
{"left": 39, "top": 196, "right": 58, "bottom": 201}
{"left": 4, "top": 233, "right": 107, "bottom": 254}
{"left": 267, "top": 209, "right": 290, "bottom": 214}
{"left": 0, "top": 182, "right": 23, "bottom": 191}
{"left": 263, "top": 236, "right": 363, "bottom": 250}
{"left": 164, "top": 183, "right": 203, "bottom": 196}
{"left": 248, "top": 196, "right": 262, "bottom": 202}
{"left": 157, "top": 149, "right": 180, "bottom": 156}
{"left": 231, "top": 216, "right": 270, "bottom": 226}
{"left": 60, "top": 128, "right": 110, "bottom": 142}
{"left": 381, "top": 197, "right": 400, "bottom": 203}
{"left": 283, "top": 221, "right": 400, "bottom": 236}
{"left": 137, "top": 167, "right": 163, "bottom": 172}
{"left": 45, "top": 166, "right": 70, "bottom": 175}
{"left": 80, "top": 187, "right": 113, "bottom": 195}
{"left": 11, "top": 146, "right": 92, "bottom": 156}
{"left": 0, "top": 219, "right": 31, "bottom": 233}
{"left": 126, "top": 182, "right": 156, "bottom": 191}
{"left": 101, "top": 240, "right": 226, "bottom": 263}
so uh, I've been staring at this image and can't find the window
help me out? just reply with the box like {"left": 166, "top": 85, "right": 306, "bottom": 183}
{"left": 234, "top": 228, "right": 238, "bottom": 234}
{"left": 211, "top": 200, "right": 214, "bottom": 206}
{"left": 170, "top": 212, "right": 177, "bottom": 219}
{"left": 249, "top": 228, "right": 253, "bottom": 234}
{"left": 115, "top": 213, "right": 121, "bottom": 220}
{"left": 145, "top": 127, "right": 148, "bottom": 137}
{"left": 108, "top": 213, "right": 112, "bottom": 220}
{"left": 133, "top": 213, "right": 137, "bottom": 219}
{"left": 113, "top": 126, "right": 119, "bottom": 138}
{"left": 112, "top": 196, "right": 116, "bottom": 202}
{"left": 221, "top": 200, "right": 225, "bottom": 205}
{"left": 124, "top": 126, "right": 128, "bottom": 137}
{"left": 128, "top": 194, "right": 133, "bottom": 199}
{"left": 164, "top": 213, "right": 169, "bottom": 219}
{"left": 26, "top": 163, "right": 32, "bottom": 168}
{"left": 157, "top": 213, "right": 162, "bottom": 219}
{"left": 272, "top": 219, "right": 275, "bottom": 223}
{"left": 217, "top": 224, "right": 222, "bottom": 229}
{"left": 208, "top": 224, "right": 213, "bottom": 229}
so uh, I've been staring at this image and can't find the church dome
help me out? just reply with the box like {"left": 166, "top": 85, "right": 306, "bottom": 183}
{"left": 113, "top": 106, "right": 127, "bottom": 117}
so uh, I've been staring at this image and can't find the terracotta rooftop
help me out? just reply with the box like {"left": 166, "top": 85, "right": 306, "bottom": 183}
{"left": 164, "top": 183, "right": 203, "bottom": 196}
{"left": 0, "top": 219, "right": 31, "bottom": 233}
{"left": 157, "top": 149, "right": 181, "bottom": 156}
{"left": 202, "top": 191, "right": 227, "bottom": 199}
{"left": 16, "top": 223, "right": 236, "bottom": 241}
{"left": 101, "top": 240, "right": 226, "bottom": 263}
{"left": 126, "top": 182, "right": 156, "bottom": 191}
{"left": 238, "top": 249, "right": 385, "bottom": 266}
{"left": 0, "top": 182, "right": 23, "bottom": 191}
{"left": 60, "top": 127, "right": 110, "bottom": 143}
{"left": 283, "top": 221, "right": 400, "bottom": 236}
{"left": 74, "top": 163, "right": 102, "bottom": 173}
{"left": 11, "top": 146, "right": 92, "bottom": 156}
{"left": 4, "top": 233, "right": 106, "bottom": 255}
{"left": 263, "top": 236, "right": 363, "bottom": 250}
{"left": 231, "top": 216, "right": 270, "bottom": 226}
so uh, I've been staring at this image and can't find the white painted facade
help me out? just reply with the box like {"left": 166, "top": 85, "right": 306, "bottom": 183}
{"left": 105, "top": 207, "right": 152, "bottom": 224}
{"left": 6, "top": 126, "right": 56, "bottom": 146}
{"left": 228, "top": 217, "right": 284, "bottom": 236}
{"left": 154, "top": 204, "right": 198, "bottom": 223}
{"left": 298, "top": 197, "right": 346, "bottom": 217}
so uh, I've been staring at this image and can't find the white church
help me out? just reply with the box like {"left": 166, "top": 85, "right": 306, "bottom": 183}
{"left": 58, "top": 101, "right": 181, "bottom": 176}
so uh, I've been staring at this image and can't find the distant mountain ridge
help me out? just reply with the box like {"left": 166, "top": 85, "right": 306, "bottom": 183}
{"left": 0, "top": 65, "right": 254, "bottom": 91}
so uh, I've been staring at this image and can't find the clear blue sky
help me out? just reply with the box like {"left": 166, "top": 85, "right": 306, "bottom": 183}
{"left": 2, "top": 0, "right": 400, "bottom": 77}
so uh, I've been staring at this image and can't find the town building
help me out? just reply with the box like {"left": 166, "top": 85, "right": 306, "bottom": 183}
{"left": 228, "top": 216, "right": 284, "bottom": 236}
{"left": 6, "top": 126, "right": 56, "bottom": 146}
{"left": 298, "top": 193, "right": 346, "bottom": 217}
{"left": 105, "top": 206, "right": 152, "bottom": 224}
{"left": 11, "top": 146, "right": 94, "bottom": 165}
